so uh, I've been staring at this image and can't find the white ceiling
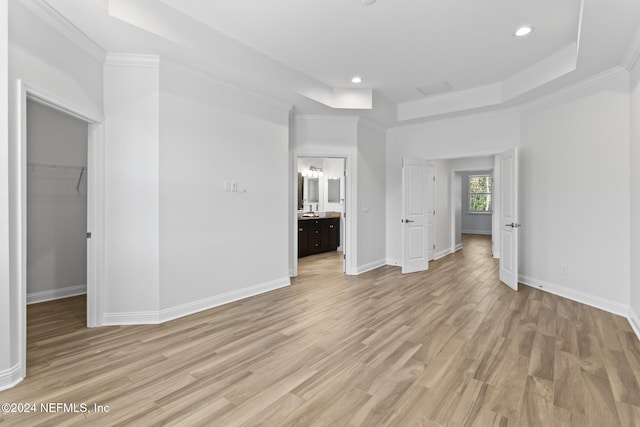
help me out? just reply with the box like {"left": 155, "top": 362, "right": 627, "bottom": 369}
{"left": 34, "top": 0, "right": 640, "bottom": 125}
{"left": 157, "top": 0, "right": 580, "bottom": 103}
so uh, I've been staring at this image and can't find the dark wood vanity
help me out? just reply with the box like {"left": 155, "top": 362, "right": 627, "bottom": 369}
{"left": 298, "top": 213, "right": 340, "bottom": 257}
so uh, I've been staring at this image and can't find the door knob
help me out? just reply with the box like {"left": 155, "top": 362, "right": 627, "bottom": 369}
{"left": 505, "top": 223, "right": 522, "bottom": 228}
{"left": 404, "top": 219, "right": 415, "bottom": 223}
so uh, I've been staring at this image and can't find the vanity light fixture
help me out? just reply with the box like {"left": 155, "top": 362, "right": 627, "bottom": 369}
{"left": 351, "top": 76, "right": 363, "bottom": 84}
{"left": 302, "top": 166, "right": 323, "bottom": 178}
{"left": 514, "top": 26, "right": 534, "bottom": 37}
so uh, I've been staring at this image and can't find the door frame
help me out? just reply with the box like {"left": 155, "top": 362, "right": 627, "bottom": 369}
{"left": 16, "top": 80, "right": 105, "bottom": 377}
{"left": 449, "top": 167, "right": 497, "bottom": 256}
{"left": 291, "top": 153, "right": 353, "bottom": 276}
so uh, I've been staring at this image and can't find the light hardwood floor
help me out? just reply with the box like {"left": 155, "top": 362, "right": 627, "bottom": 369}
{"left": 2, "top": 234, "right": 640, "bottom": 426}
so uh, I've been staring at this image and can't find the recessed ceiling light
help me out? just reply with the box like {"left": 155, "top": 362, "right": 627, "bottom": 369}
{"left": 352, "top": 76, "right": 363, "bottom": 84}
{"left": 361, "top": 0, "right": 376, "bottom": 5}
{"left": 514, "top": 26, "right": 534, "bottom": 37}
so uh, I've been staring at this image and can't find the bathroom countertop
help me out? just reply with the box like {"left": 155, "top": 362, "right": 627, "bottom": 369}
{"left": 297, "top": 212, "right": 341, "bottom": 220}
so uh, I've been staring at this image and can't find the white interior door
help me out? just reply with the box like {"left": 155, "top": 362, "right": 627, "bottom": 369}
{"left": 427, "top": 163, "right": 435, "bottom": 261}
{"left": 402, "top": 157, "right": 429, "bottom": 274}
{"left": 499, "top": 147, "right": 519, "bottom": 290}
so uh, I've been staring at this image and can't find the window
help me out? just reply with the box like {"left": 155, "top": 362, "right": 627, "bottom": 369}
{"left": 469, "top": 175, "right": 492, "bottom": 213}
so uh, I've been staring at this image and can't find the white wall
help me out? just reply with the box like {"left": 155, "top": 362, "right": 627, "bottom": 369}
{"left": 3, "top": 0, "right": 104, "bottom": 389}
{"left": 0, "top": 0, "right": 11, "bottom": 388}
{"left": 158, "top": 65, "right": 290, "bottom": 314}
{"left": 26, "top": 101, "right": 87, "bottom": 302}
{"left": 385, "top": 111, "right": 519, "bottom": 264}
{"left": 519, "top": 70, "right": 630, "bottom": 313}
{"left": 103, "top": 55, "right": 161, "bottom": 320}
{"left": 459, "top": 171, "right": 492, "bottom": 235}
{"left": 628, "top": 61, "right": 640, "bottom": 330}
{"left": 356, "top": 121, "right": 386, "bottom": 272}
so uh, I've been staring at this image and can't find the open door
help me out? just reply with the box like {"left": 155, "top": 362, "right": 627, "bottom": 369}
{"left": 498, "top": 147, "right": 520, "bottom": 290}
{"left": 402, "top": 157, "right": 429, "bottom": 274}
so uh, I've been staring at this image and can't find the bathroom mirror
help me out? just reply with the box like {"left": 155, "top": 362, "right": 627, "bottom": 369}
{"left": 327, "top": 177, "right": 340, "bottom": 203}
{"left": 297, "top": 173, "right": 303, "bottom": 209}
{"left": 307, "top": 178, "right": 319, "bottom": 203}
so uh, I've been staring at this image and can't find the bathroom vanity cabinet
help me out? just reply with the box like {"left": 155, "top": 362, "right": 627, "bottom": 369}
{"left": 298, "top": 215, "right": 340, "bottom": 257}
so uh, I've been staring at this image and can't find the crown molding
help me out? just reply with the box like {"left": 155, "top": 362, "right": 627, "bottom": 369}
{"left": 623, "top": 27, "right": 640, "bottom": 71}
{"left": 390, "top": 66, "right": 629, "bottom": 133}
{"left": 294, "top": 114, "right": 361, "bottom": 124}
{"left": 389, "top": 107, "right": 519, "bottom": 132}
{"left": 104, "top": 53, "right": 160, "bottom": 68}
{"left": 518, "top": 66, "right": 629, "bottom": 112}
{"left": 162, "top": 59, "right": 293, "bottom": 113}
{"left": 16, "top": 0, "right": 106, "bottom": 62}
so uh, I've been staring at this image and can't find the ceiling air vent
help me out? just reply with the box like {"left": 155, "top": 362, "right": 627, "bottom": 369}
{"left": 417, "top": 81, "right": 453, "bottom": 97}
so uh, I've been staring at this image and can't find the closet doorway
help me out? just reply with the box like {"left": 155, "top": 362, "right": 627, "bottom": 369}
{"left": 26, "top": 100, "right": 88, "bottom": 310}
{"left": 17, "top": 81, "right": 105, "bottom": 378}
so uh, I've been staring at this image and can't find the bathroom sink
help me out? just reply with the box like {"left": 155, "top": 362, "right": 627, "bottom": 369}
{"left": 300, "top": 211, "right": 337, "bottom": 218}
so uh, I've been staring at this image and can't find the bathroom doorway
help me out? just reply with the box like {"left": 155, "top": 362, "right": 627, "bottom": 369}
{"left": 293, "top": 156, "right": 349, "bottom": 277}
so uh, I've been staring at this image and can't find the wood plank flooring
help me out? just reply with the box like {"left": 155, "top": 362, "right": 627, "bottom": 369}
{"left": 1, "top": 234, "right": 640, "bottom": 426}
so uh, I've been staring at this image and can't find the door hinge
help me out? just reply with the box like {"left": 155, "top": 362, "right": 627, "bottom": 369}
{"left": 86, "top": 232, "right": 92, "bottom": 239}
{"left": 433, "top": 244, "right": 436, "bottom": 249}
{"left": 433, "top": 176, "right": 436, "bottom": 181}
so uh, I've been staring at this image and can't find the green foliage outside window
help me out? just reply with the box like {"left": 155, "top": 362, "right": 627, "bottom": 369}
{"left": 469, "top": 175, "right": 492, "bottom": 212}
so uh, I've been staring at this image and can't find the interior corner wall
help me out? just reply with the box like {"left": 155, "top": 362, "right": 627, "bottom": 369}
{"left": 4, "top": 0, "right": 103, "bottom": 387}
{"left": 519, "top": 71, "right": 630, "bottom": 313}
{"left": 356, "top": 123, "right": 386, "bottom": 272}
{"left": 158, "top": 66, "right": 291, "bottom": 315}
{"left": 630, "top": 61, "right": 640, "bottom": 329}
{"left": 385, "top": 111, "right": 519, "bottom": 265}
{"left": 26, "top": 101, "right": 88, "bottom": 301}
{"left": 103, "top": 58, "right": 160, "bottom": 320}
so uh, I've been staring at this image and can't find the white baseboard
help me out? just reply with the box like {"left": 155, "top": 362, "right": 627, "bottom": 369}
{"left": 386, "top": 258, "right": 401, "bottom": 267}
{"left": 461, "top": 230, "right": 492, "bottom": 235}
{"left": 103, "top": 311, "right": 161, "bottom": 325}
{"left": 629, "top": 308, "right": 640, "bottom": 341}
{"left": 103, "top": 277, "right": 291, "bottom": 326}
{"left": 159, "top": 277, "right": 290, "bottom": 323}
{"left": 455, "top": 243, "right": 463, "bottom": 251}
{"left": 356, "top": 259, "right": 386, "bottom": 274}
{"left": 519, "top": 275, "right": 628, "bottom": 317}
{"left": 27, "top": 284, "right": 86, "bottom": 304}
{"left": 0, "top": 364, "right": 23, "bottom": 392}
{"left": 435, "top": 249, "right": 452, "bottom": 260}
